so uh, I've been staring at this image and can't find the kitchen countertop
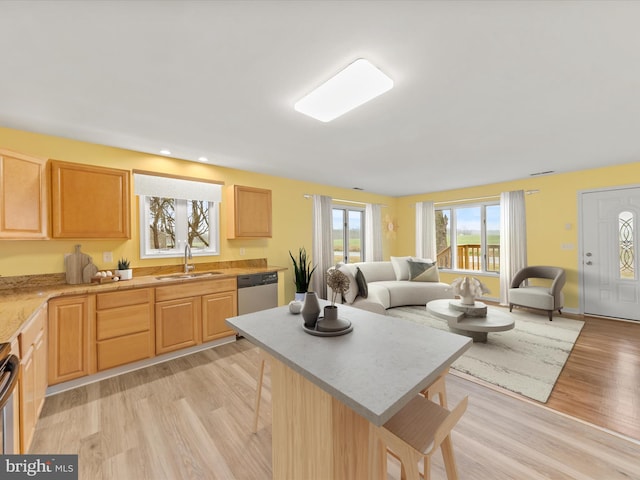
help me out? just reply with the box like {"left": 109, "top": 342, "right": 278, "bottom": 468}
{"left": 0, "top": 264, "right": 286, "bottom": 344}
{"left": 226, "top": 301, "right": 472, "bottom": 425}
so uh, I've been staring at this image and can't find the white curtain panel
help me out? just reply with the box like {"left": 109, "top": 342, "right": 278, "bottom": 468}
{"left": 365, "top": 203, "right": 383, "bottom": 262}
{"left": 415, "top": 201, "right": 436, "bottom": 260}
{"left": 499, "top": 190, "right": 528, "bottom": 305}
{"left": 312, "top": 194, "right": 333, "bottom": 299}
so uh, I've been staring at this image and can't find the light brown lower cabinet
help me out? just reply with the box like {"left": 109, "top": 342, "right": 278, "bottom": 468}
{"left": 155, "top": 278, "right": 238, "bottom": 354}
{"left": 155, "top": 297, "right": 202, "bottom": 355}
{"left": 96, "top": 288, "right": 155, "bottom": 371}
{"left": 202, "top": 290, "right": 238, "bottom": 342}
{"left": 19, "top": 305, "right": 47, "bottom": 453}
{"left": 48, "top": 295, "right": 92, "bottom": 385}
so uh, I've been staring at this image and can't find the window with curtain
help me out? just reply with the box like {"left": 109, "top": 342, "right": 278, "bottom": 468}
{"left": 332, "top": 206, "right": 365, "bottom": 264}
{"left": 134, "top": 172, "right": 222, "bottom": 259}
{"left": 435, "top": 203, "right": 500, "bottom": 273}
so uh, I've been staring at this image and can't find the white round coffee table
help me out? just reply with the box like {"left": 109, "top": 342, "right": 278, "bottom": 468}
{"left": 427, "top": 298, "right": 515, "bottom": 342}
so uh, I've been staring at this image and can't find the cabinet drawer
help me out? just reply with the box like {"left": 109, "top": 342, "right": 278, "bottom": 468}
{"left": 97, "top": 331, "right": 154, "bottom": 371}
{"left": 155, "top": 278, "right": 236, "bottom": 302}
{"left": 96, "top": 304, "right": 152, "bottom": 340}
{"left": 97, "top": 288, "right": 153, "bottom": 310}
{"left": 19, "top": 306, "right": 46, "bottom": 357}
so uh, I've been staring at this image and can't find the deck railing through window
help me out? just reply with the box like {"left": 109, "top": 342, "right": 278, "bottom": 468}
{"left": 436, "top": 244, "right": 500, "bottom": 272}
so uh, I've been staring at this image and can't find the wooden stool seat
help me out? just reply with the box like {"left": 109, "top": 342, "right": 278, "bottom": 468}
{"left": 373, "top": 394, "right": 468, "bottom": 480}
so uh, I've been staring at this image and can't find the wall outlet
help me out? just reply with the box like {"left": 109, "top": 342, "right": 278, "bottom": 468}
{"left": 103, "top": 251, "right": 113, "bottom": 263}
{"left": 239, "top": 248, "right": 246, "bottom": 256}
{"left": 561, "top": 243, "right": 574, "bottom": 250}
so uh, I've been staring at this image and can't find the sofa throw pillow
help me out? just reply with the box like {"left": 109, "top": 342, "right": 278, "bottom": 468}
{"left": 390, "top": 256, "right": 412, "bottom": 281}
{"left": 411, "top": 256, "right": 434, "bottom": 264}
{"left": 355, "top": 267, "right": 368, "bottom": 299}
{"left": 408, "top": 259, "right": 439, "bottom": 282}
{"left": 337, "top": 265, "right": 359, "bottom": 304}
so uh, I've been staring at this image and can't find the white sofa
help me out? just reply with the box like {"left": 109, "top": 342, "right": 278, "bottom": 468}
{"left": 329, "top": 257, "right": 454, "bottom": 315}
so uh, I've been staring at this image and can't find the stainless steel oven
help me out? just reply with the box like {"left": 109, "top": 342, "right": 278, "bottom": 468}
{"left": 0, "top": 342, "right": 20, "bottom": 454}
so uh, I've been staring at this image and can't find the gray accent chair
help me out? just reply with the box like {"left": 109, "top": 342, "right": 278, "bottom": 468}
{"left": 508, "top": 266, "right": 566, "bottom": 321}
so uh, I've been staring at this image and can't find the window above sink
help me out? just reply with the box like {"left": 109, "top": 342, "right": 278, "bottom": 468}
{"left": 134, "top": 171, "right": 223, "bottom": 259}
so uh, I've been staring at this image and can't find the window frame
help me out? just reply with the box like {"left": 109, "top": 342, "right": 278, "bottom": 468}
{"left": 332, "top": 205, "right": 366, "bottom": 264}
{"left": 139, "top": 195, "right": 220, "bottom": 259}
{"left": 436, "top": 201, "right": 500, "bottom": 275}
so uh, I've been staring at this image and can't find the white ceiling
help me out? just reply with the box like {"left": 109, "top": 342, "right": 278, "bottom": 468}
{"left": 1, "top": 1, "right": 640, "bottom": 197}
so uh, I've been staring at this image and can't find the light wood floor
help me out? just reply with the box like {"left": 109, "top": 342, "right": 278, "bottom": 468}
{"left": 31, "top": 337, "right": 639, "bottom": 480}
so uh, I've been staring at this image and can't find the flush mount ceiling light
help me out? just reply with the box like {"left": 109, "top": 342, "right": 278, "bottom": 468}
{"left": 294, "top": 58, "right": 394, "bottom": 122}
{"left": 159, "top": 149, "right": 171, "bottom": 155}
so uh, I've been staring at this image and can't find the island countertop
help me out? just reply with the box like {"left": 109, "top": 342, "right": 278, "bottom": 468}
{"left": 226, "top": 301, "right": 472, "bottom": 426}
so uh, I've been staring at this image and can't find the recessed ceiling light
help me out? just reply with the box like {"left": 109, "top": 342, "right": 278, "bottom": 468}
{"left": 198, "top": 156, "right": 209, "bottom": 162}
{"left": 294, "top": 58, "right": 394, "bottom": 123}
{"left": 159, "top": 149, "right": 171, "bottom": 155}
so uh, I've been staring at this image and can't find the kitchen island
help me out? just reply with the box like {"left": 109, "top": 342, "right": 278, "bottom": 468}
{"left": 226, "top": 301, "right": 472, "bottom": 479}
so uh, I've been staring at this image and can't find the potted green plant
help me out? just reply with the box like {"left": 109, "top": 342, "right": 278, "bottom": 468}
{"left": 289, "top": 247, "right": 316, "bottom": 301}
{"left": 116, "top": 258, "right": 133, "bottom": 280}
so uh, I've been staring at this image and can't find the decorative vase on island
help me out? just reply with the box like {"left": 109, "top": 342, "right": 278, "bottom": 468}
{"left": 323, "top": 305, "right": 338, "bottom": 321}
{"left": 301, "top": 291, "right": 320, "bottom": 329}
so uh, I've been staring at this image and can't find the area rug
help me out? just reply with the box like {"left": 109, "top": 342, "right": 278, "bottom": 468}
{"left": 386, "top": 305, "right": 585, "bottom": 403}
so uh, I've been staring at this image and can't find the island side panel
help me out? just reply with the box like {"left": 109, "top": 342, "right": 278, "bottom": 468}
{"left": 270, "top": 355, "right": 373, "bottom": 480}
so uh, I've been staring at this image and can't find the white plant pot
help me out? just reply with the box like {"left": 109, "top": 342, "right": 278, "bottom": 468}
{"left": 116, "top": 269, "right": 133, "bottom": 280}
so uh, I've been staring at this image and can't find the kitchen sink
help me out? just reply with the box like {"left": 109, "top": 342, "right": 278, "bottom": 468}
{"left": 155, "top": 271, "right": 223, "bottom": 281}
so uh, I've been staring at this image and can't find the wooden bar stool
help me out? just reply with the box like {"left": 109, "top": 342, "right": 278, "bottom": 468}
{"left": 252, "top": 350, "right": 269, "bottom": 433}
{"left": 387, "top": 369, "right": 450, "bottom": 471}
{"left": 373, "top": 395, "right": 468, "bottom": 480}
{"left": 420, "top": 368, "right": 449, "bottom": 408}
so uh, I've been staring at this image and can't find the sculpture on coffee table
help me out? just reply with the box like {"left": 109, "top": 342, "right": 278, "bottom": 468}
{"left": 451, "top": 276, "right": 490, "bottom": 306}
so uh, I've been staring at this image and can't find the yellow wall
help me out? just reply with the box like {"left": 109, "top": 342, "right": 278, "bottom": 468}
{"left": 3, "top": 126, "right": 640, "bottom": 310}
{"left": 0, "top": 127, "right": 397, "bottom": 303}
{"left": 395, "top": 163, "right": 640, "bottom": 310}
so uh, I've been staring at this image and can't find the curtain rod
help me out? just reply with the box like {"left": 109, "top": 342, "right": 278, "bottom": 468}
{"left": 433, "top": 189, "right": 539, "bottom": 206}
{"left": 303, "top": 194, "right": 387, "bottom": 208}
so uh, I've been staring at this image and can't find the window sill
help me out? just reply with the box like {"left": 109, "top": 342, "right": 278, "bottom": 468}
{"left": 439, "top": 269, "right": 499, "bottom": 278}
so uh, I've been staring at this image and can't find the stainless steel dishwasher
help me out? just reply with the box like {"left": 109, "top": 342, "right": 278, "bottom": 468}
{"left": 237, "top": 272, "right": 278, "bottom": 315}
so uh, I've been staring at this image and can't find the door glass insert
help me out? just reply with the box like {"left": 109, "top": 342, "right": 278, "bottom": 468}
{"left": 619, "top": 210, "right": 635, "bottom": 279}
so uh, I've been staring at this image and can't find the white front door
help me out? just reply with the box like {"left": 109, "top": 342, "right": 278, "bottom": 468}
{"left": 581, "top": 186, "right": 640, "bottom": 321}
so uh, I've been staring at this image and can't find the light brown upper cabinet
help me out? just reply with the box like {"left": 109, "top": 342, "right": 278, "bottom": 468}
{"left": 50, "top": 160, "right": 131, "bottom": 238}
{"left": 226, "top": 185, "right": 272, "bottom": 239}
{"left": 0, "top": 149, "right": 48, "bottom": 239}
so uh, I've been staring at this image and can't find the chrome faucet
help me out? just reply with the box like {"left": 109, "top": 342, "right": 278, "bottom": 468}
{"left": 184, "top": 243, "right": 194, "bottom": 274}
